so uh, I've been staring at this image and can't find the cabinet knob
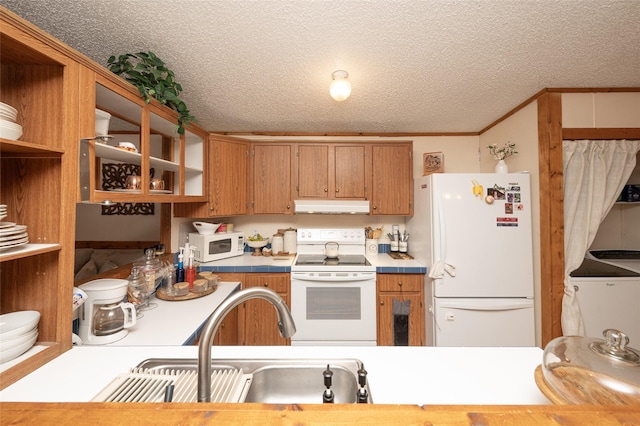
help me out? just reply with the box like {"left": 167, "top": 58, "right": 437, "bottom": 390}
{"left": 287, "top": 204, "right": 291, "bottom": 209}
{"left": 398, "top": 281, "right": 403, "bottom": 287}
{"left": 373, "top": 205, "right": 377, "bottom": 210}
{"left": 263, "top": 282, "right": 269, "bottom": 287}
{"left": 335, "top": 188, "right": 339, "bottom": 193}
{"left": 324, "top": 188, "right": 328, "bottom": 192}
{"left": 380, "top": 301, "right": 384, "bottom": 306}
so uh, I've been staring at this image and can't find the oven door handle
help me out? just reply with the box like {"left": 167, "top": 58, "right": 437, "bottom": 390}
{"left": 291, "top": 273, "right": 376, "bottom": 283}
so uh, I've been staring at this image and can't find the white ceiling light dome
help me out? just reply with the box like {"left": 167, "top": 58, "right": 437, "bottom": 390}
{"left": 329, "top": 70, "right": 351, "bottom": 101}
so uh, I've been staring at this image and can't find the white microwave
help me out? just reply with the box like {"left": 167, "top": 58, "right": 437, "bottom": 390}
{"left": 189, "top": 231, "right": 245, "bottom": 262}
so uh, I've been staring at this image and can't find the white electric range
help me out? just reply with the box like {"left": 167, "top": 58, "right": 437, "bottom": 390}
{"left": 290, "top": 228, "right": 376, "bottom": 346}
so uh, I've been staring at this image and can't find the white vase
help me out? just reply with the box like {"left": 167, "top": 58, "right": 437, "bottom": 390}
{"left": 495, "top": 159, "right": 508, "bottom": 173}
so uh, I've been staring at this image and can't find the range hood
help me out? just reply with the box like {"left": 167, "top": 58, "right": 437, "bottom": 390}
{"left": 294, "top": 200, "right": 370, "bottom": 214}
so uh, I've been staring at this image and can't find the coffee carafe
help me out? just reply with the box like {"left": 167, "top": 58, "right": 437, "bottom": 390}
{"left": 78, "top": 278, "right": 136, "bottom": 345}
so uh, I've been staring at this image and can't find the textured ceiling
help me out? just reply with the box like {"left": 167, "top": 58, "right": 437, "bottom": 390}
{"left": 3, "top": 0, "right": 640, "bottom": 134}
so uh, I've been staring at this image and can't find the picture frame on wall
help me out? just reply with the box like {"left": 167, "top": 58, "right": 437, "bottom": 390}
{"left": 423, "top": 152, "right": 444, "bottom": 175}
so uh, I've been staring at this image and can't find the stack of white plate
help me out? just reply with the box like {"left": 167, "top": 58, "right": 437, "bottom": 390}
{"left": 0, "top": 102, "right": 23, "bottom": 141}
{"left": 0, "top": 221, "right": 29, "bottom": 252}
{"left": 0, "top": 311, "right": 40, "bottom": 364}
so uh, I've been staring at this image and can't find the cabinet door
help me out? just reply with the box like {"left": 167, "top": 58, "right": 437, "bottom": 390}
{"left": 212, "top": 272, "right": 243, "bottom": 345}
{"left": 241, "top": 274, "right": 290, "bottom": 345}
{"left": 377, "top": 293, "right": 424, "bottom": 346}
{"left": 297, "top": 144, "right": 329, "bottom": 198}
{"left": 371, "top": 144, "right": 413, "bottom": 215}
{"left": 252, "top": 144, "right": 293, "bottom": 214}
{"left": 209, "top": 137, "right": 248, "bottom": 216}
{"left": 334, "top": 145, "right": 368, "bottom": 199}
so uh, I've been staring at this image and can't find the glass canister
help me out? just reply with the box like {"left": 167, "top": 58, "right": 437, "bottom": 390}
{"left": 133, "top": 248, "right": 164, "bottom": 294}
{"left": 539, "top": 329, "right": 640, "bottom": 404}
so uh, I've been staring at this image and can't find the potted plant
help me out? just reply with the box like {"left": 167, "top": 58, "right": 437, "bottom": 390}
{"left": 107, "top": 51, "right": 195, "bottom": 135}
{"left": 487, "top": 141, "right": 518, "bottom": 173}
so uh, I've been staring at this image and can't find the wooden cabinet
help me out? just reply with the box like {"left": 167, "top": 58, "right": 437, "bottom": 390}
{"left": 211, "top": 272, "right": 243, "bottom": 346}
{"left": 0, "top": 11, "right": 78, "bottom": 389}
{"left": 376, "top": 274, "right": 425, "bottom": 346}
{"left": 371, "top": 143, "right": 413, "bottom": 215}
{"left": 251, "top": 144, "right": 293, "bottom": 214}
{"left": 240, "top": 273, "right": 290, "bottom": 346}
{"left": 295, "top": 143, "right": 369, "bottom": 199}
{"left": 78, "top": 59, "right": 208, "bottom": 205}
{"left": 174, "top": 135, "right": 249, "bottom": 218}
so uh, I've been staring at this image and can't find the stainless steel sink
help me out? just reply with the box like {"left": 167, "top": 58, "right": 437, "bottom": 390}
{"left": 135, "top": 358, "right": 372, "bottom": 404}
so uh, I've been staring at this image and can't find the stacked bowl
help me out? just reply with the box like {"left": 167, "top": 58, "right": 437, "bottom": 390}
{"left": 0, "top": 311, "right": 40, "bottom": 363}
{"left": 0, "top": 102, "right": 23, "bottom": 141}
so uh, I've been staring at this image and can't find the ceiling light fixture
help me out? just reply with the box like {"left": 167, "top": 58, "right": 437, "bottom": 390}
{"left": 329, "top": 70, "right": 351, "bottom": 101}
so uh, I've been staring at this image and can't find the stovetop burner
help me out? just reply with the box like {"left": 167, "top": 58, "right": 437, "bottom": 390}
{"left": 294, "top": 254, "right": 371, "bottom": 267}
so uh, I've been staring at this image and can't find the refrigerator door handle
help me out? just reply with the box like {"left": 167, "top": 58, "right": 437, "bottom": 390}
{"left": 429, "top": 192, "right": 456, "bottom": 279}
{"left": 438, "top": 300, "right": 533, "bottom": 311}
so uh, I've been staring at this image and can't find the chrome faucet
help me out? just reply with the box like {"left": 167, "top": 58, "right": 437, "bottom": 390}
{"left": 197, "top": 286, "right": 297, "bottom": 402}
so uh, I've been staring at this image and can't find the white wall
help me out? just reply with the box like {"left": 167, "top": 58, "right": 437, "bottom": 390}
{"left": 478, "top": 101, "right": 542, "bottom": 346}
{"left": 76, "top": 203, "right": 160, "bottom": 241}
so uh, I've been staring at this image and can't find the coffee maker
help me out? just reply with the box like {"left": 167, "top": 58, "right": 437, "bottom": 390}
{"left": 78, "top": 278, "right": 137, "bottom": 345}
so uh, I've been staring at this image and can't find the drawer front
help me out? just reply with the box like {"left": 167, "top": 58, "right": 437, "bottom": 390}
{"left": 244, "top": 274, "right": 290, "bottom": 293}
{"left": 377, "top": 274, "right": 423, "bottom": 292}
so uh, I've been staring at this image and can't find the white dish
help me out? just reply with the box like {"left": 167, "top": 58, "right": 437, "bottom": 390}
{"left": 0, "top": 102, "right": 18, "bottom": 122}
{"left": 1, "top": 327, "right": 37, "bottom": 348}
{"left": 116, "top": 142, "right": 138, "bottom": 153}
{"left": 0, "top": 224, "right": 27, "bottom": 236}
{"left": 0, "top": 332, "right": 38, "bottom": 364}
{"left": 0, "top": 237, "right": 29, "bottom": 250}
{"left": 0, "top": 215, "right": 6, "bottom": 221}
{"left": 0, "top": 222, "right": 16, "bottom": 229}
{"left": 0, "top": 311, "right": 40, "bottom": 340}
{"left": 0, "top": 232, "right": 27, "bottom": 242}
{"left": 0, "top": 119, "right": 23, "bottom": 140}
{"left": 193, "top": 222, "right": 221, "bottom": 235}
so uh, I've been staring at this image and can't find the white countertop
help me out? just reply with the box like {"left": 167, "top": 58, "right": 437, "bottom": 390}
{"left": 0, "top": 345, "right": 549, "bottom": 405}
{"left": 110, "top": 281, "right": 240, "bottom": 346}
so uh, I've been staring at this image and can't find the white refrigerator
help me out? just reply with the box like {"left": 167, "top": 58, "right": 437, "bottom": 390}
{"left": 406, "top": 173, "right": 535, "bottom": 346}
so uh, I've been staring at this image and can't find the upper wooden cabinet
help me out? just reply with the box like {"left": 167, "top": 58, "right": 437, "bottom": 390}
{"left": 174, "top": 135, "right": 249, "bottom": 218}
{"left": 251, "top": 143, "right": 294, "bottom": 214}
{"left": 371, "top": 143, "right": 413, "bottom": 215}
{"left": 78, "top": 65, "right": 208, "bottom": 204}
{"left": 0, "top": 10, "right": 78, "bottom": 389}
{"left": 295, "top": 143, "right": 369, "bottom": 200}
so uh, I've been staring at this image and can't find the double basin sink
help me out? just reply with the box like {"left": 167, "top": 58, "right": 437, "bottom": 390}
{"left": 136, "top": 358, "right": 373, "bottom": 404}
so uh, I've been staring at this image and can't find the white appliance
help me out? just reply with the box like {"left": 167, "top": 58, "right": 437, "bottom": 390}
{"left": 290, "top": 228, "right": 377, "bottom": 346}
{"left": 569, "top": 252, "right": 640, "bottom": 345}
{"left": 406, "top": 173, "right": 535, "bottom": 347}
{"left": 77, "top": 279, "right": 137, "bottom": 345}
{"left": 189, "top": 231, "right": 245, "bottom": 262}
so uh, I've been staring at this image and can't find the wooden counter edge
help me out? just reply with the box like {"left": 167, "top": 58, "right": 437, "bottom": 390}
{"left": 0, "top": 402, "right": 638, "bottom": 425}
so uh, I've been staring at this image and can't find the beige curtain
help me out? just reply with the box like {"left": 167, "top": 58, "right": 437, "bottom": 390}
{"left": 562, "top": 139, "right": 640, "bottom": 336}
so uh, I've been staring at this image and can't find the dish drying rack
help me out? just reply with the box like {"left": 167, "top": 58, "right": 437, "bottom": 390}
{"left": 91, "top": 367, "right": 252, "bottom": 403}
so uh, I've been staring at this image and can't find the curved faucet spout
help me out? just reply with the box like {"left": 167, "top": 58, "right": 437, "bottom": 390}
{"left": 197, "top": 286, "right": 296, "bottom": 402}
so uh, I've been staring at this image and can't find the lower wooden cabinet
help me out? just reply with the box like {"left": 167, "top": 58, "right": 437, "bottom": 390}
{"left": 376, "top": 274, "right": 425, "bottom": 346}
{"left": 210, "top": 272, "right": 291, "bottom": 346}
{"left": 241, "top": 273, "right": 291, "bottom": 346}
{"left": 211, "top": 273, "right": 243, "bottom": 346}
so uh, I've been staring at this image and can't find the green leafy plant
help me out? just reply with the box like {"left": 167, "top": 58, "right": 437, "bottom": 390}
{"left": 107, "top": 51, "right": 195, "bottom": 135}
